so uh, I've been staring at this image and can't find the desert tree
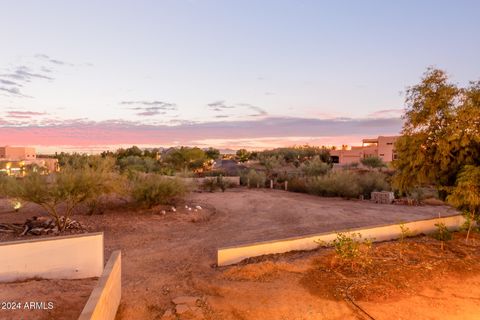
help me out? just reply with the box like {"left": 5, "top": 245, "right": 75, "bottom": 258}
{"left": 393, "top": 68, "right": 480, "bottom": 198}
{"left": 447, "top": 165, "right": 480, "bottom": 242}
{"left": 0, "top": 158, "right": 122, "bottom": 231}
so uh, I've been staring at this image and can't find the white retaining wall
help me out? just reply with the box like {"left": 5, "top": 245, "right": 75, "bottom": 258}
{"left": 78, "top": 251, "right": 122, "bottom": 320}
{"left": 218, "top": 215, "right": 466, "bottom": 266}
{"left": 0, "top": 232, "right": 104, "bottom": 282}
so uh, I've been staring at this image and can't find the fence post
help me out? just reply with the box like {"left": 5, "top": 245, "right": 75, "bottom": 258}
{"left": 270, "top": 180, "right": 273, "bottom": 189}
{"left": 284, "top": 181, "right": 288, "bottom": 191}
{"left": 247, "top": 178, "right": 250, "bottom": 188}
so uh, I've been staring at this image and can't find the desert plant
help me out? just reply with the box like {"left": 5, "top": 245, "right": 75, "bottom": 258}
{"left": 357, "top": 171, "right": 390, "bottom": 199}
{"left": 201, "top": 177, "right": 219, "bottom": 192}
{"left": 0, "top": 165, "right": 120, "bottom": 231}
{"left": 447, "top": 165, "right": 480, "bottom": 242}
{"left": 287, "top": 177, "right": 308, "bottom": 193}
{"left": 130, "top": 174, "right": 188, "bottom": 208}
{"left": 244, "top": 170, "right": 266, "bottom": 188}
{"left": 432, "top": 222, "right": 452, "bottom": 250}
{"left": 360, "top": 156, "right": 386, "bottom": 168}
{"left": 399, "top": 223, "right": 412, "bottom": 243}
{"left": 331, "top": 232, "right": 373, "bottom": 269}
{"left": 200, "top": 176, "right": 229, "bottom": 193}
{"left": 300, "top": 156, "right": 330, "bottom": 176}
{"left": 307, "top": 171, "right": 361, "bottom": 198}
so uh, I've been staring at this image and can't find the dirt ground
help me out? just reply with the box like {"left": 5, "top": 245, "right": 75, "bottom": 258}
{"left": 0, "top": 278, "right": 96, "bottom": 320}
{"left": 0, "top": 188, "right": 477, "bottom": 320}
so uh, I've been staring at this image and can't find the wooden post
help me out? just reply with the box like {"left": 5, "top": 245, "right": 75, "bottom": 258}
{"left": 270, "top": 180, "right": 273, "bottom": 189}
{"left": 284, "top": 181, "right": 288, "bottom": 191}
{"left": 247, "top": 178, "right": 250, "bottom": 188}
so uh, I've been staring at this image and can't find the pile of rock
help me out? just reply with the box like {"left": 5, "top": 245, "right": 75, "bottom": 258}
{"left": 162, "top": 296, "right": 204, "bottom": 319}
{"left": 0, "top": 216, "right": 84, "bottom": 236}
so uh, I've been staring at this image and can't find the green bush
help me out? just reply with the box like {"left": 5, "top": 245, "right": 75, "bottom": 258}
{"left": 200, "top": 176, "right": 229, "bottom": 192}
{"left": 357, "top": 171, "right": 390, "bottom": 198}
{"left": 330, "top": 232, "right": 373, "bottom": 269}
{"left": 242, "top": 169, "right": 266, "bottom": 188}
{"left": 360, "top": 156, "right": 386, "bottom": 168}
{"left": 300, "top": 156, "right": 330, "bottom": 176}
{"left": 131, "top": 174, "right": 187, "bottom": 208}
{"left": 307, "top": 171, "right": 361, "bottom": 198}
{"left": 306, "top": 170, "right": 389, "bottom": 199}
{"left": 287, "top": 177, "right": 308, "bottom": 193}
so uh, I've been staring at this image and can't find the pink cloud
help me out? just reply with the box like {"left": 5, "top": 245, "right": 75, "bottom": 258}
{"left": 0, "top": 117, "right": 402, "bottom": 150}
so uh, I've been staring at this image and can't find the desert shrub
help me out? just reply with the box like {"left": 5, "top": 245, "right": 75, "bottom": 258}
{"left": 300, "top": 156, "right": 330, "bottom": 176}
{"left": 432, "top": 222, "right": 452, "bottom": 250}
{"left": 244, "top": 170, "right": 266, "bottom": 188}
{"left": 306, "top": 171, "right": 361, "bottom": 198}
{"left": 360, "top": 156, "right": 386, "bottom": 168}
{"left": 287, "top": 177, "right": 308, "bottom": 193}
{"left": 306, "top": 170, "right": 389, "bottom": 199}
{"left": 130, "top": 174, "right": 187, "bottom": 208}
{"left": 399, "top": 223, "right": 412, "bottom": 242}
{"left": 0, "top": 164, "right": 121, "bottom": 230}
{"left": 330, "top": 232, "right": 373, "bottom": 269}
{"left": 201, "top": 176, "right": 229, "bottom": 192}
{"left": 201, "top": 177, "right": 218, "bottom": 192}
{"left": 357, "top": 171, "right": 390, "bottom": 198}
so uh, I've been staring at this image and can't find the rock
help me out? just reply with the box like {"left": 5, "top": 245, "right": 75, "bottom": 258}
{"left": 161, "top": 210, "right": 166, "bottom": 215}
{"left": 29, "top": 228, "right": 43, "bottom": 235}
{"left": 175, "top": 304, "right": 190, "bottom": 314}
{"left": 172, "top": 296, "right": 201, "bottom": 306}
{"left": 171, "top": 207, "right": 176, "bottom": 212}
{"left": 195, "top": 205, "right": 202, "bottom": 210}
{"left": 161, "top": 309, "right": 174, "bottom": 319}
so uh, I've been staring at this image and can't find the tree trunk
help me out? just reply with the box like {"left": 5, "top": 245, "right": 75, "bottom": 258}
{"left": 466, "top": 210, "right": 475, "bottom": 243}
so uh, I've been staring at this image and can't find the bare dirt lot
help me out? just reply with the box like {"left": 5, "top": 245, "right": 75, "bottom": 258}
{"left": 1, "top": 188, "right": 477, "bottom": 320}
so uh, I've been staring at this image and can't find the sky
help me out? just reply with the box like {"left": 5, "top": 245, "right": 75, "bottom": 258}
{"left": 0, "top": 0, "right": 479, "bottom": 153}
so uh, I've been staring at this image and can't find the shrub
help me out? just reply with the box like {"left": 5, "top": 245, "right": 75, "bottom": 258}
{"left": 300, "top": 156, "right": 330, "bottom": 176}
{"left": 306, "top": 170, "right": 389, "bottom": 199}
{"left": 360, "top": 156, "right": 386, "bottom": 168}
{"left": 0, "top": 164, "right": 121, "bottom": 231}
{"left": 242, "top": 170, "right": 266, "bottom": 188}
{"left": 201, "top": 176, "right": 229, "bottom": 192}
{"left": 357, "top": 171, "right": 390, "bottom": 198}
{"left": 307, "top": 171, "right": 361, "bottom": 198}
{"left": 287, "top": 177, "right": 308, "bottom": 193}
{"left": 131, "top": 174, "right": 187, "bottom": 208}
{"left": 432, "top": 222, "right": 452, "bottom": 250}
{"left": 330, "top": 232, "right": 373, "bottom": 269}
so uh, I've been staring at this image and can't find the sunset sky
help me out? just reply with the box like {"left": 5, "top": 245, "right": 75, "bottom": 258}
{"left": 1, "top": 0, "right": 479, "bottom": 152}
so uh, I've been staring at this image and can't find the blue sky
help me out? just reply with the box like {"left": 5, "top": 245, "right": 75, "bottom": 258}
{"left": 1, "top": 0, "right": 479, "bottom": 151}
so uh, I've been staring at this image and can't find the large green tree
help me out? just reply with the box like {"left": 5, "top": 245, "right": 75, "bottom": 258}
{"left": 164, "top": 147, "right": 207, "bottom": 171}
{"left": 447, "top": 165, "right": 480, "bottom": 242}
{"left": 393, "top": 68, "right": 480, "bottom": 198}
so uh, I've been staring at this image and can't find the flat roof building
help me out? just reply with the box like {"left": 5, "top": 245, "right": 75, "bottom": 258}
{"left": 330, "top": 136, "right": 399, "bottom": 165}
{"left": 0, "top": 146, "right": 58, "bottom": 176}
{"left": 0, "top": 146, "right": 36, "bottom": 161}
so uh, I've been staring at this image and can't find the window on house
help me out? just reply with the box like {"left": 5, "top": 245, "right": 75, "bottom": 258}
{"left": 386, "top": 142, "right": 393, "bottom": 145}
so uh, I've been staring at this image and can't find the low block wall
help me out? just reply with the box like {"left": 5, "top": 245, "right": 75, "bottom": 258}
{"left": 0, "top": 232, "right": 104, "bottom": 282}
{"left": 218, "top": 214, "right": 466, "bottom": 266}
{"left": 79, "top": 251, "right": 122, "bottom": 320}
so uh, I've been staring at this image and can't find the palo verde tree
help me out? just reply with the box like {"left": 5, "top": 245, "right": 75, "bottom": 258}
{"left": 0, "top": 158, "right": 122, "bottom": 231}
{"left": 447, "top": 165, "right": 480, "bottom": 242}
{"left": 393, "top": 68, "right": 480, "bottom": 199}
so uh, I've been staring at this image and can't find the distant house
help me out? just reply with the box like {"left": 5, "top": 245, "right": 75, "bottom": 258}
{"left": 330, "top": 136, "right": 399, "bottom": 165}
{"left": 0, "top": 146, "right": 59, "bottom": 176}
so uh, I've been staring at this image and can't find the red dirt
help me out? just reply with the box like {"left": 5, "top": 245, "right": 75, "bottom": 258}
{"left": 0, "top": 189, "right": 478, "bottom": 319}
